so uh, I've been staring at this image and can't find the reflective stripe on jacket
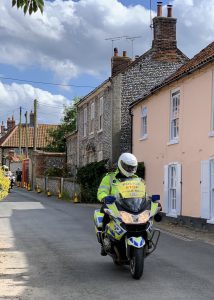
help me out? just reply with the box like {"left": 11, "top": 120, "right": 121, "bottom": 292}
{"left": 97, "top": 169, "right": 144, "bottom": 202}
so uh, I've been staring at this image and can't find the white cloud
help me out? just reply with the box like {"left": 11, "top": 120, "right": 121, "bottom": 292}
{"left": 0, "top": 82, "right": 70, "bottom": 125}
{"left": 0, "top": 0, "right": 213, "bottom": 125}
{"left": 173, "top": 0, "right": 214, "bottom": 54}
{"left": 0, "top": 0, "right": 213, "bottom": 81}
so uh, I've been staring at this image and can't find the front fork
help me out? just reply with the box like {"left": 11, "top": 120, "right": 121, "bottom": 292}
{"left": 125, "top": 227, "right": 161, "bottom": 259}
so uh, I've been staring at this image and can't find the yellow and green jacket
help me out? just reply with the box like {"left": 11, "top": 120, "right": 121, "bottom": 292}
{"left": 97, "top": 169, "right": 146, "bottom": 202}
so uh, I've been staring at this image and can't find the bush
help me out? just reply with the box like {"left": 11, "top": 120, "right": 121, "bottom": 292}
{"left": 76, "top": 160, "right": 108, "bottom": 203}
{"left": 61, "top": 189, "right": 71, "bottom": 201}
{"left": 136, "top": 162, "right": 145, "bottom": 179}
{"left": 0, "top": 169, "right": 10, "bottom": 200}
{"left": 44, "top": 167, "right": 68, "bottom": 177}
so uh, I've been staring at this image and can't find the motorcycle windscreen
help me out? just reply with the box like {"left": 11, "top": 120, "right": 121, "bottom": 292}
{"left": 117, "top": 178, "right": 146, "bottom": 198}
{"left": 118, "top": 197, "right": 148, "bottom": 213}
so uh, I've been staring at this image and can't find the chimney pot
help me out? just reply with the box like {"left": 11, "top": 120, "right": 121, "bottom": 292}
{"left": 114, "top": 48, "right": 118, "bottom": 56}
{"left": 123, "top": 50, "right": 127, "bottom": 57}
{"left": 167, "top": 4, "right": 173, "bottom": 17}
{"left": 157, "top": 1, "right": 162, "bottom": 17}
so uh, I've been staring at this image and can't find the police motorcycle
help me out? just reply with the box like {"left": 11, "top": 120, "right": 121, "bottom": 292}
{"left": 94, "top": 178, "right": 162, "bottom": 279}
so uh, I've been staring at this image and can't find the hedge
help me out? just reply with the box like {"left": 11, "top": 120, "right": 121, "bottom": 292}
{"left": 76, "top": 160, "right": 145, "bottom": 203}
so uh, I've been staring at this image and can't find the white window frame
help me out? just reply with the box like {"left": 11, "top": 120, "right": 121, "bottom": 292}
{"left": 140, "top": 107, "right": 148, "bottom": 139}
{"left": 164, "top": 163, "right": 181, "bottom": 217}
{"left": 201, "top": 158, "right": 214, "bottom": 223}
{"left": 210, "top": 158, "right": 214, "bottom": 221}
{"left": 169, "top": 89, "right": 180, "bottom": 143}
{"left": 83, "top": 107, "right": 87, "bottom": 137}
{"left": 90, "top": 102, "right": 95, "bottom": 134}
{"left": 98, "top": 97, "right": 103, "bottom": 132}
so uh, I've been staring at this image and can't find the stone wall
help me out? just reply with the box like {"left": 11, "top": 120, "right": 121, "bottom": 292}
{"left": 120, "top": 52, "right": 187, "bottom": 153}
{"left": 77, "top": 84, "right": 112, "bottom": 167}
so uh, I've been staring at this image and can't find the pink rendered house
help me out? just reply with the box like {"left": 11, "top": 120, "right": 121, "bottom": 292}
{"left": 130, "top": 42, "right": 214, "bottom": 228}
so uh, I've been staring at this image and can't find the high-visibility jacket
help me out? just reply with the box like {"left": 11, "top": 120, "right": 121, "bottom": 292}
{"left": 97, "top": 169, "right": 146, "bottom": 202}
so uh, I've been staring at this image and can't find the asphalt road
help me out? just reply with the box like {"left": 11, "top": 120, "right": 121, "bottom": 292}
{"left": 0, "top": 188, "right": 214, "bottom": 300}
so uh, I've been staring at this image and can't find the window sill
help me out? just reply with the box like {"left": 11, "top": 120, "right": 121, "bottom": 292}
{"left": 209, "top": 131, "right": 214, "bottom": 137}
{"left": 207, "top": 218, "right": 214, "bottom": 224}
{"left": 167, "top": 140, "right": 179, "bottom": 146}
{"left": 89, "top": 132, "right": 94, "bottom": 138}
{"left": 97, "top": 129, "right": 103, "bottom": 134}
{"left": 139, "top": 135, "right": 148, "bottom": 141}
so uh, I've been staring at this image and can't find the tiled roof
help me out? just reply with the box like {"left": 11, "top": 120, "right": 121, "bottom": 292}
{"left": 160, "top": 41, "right": 214, "bottom": 87}
{"left": 130, "top": 41, "right": 214, "bottom": 108}
{"left": 0, "top": 124, "right": 58, "bottom": 148}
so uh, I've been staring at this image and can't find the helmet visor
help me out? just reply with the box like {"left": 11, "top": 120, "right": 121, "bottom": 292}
{"left": 121, "top": 161, "right": 137, "bottom": 174}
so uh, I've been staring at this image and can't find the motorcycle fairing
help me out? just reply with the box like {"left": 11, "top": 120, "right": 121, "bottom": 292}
{"left": 94, "top": 209, "right": 104, "bottom": 228}
{"left": 126, "top": 236, "right": 145, "bottom": 248}
{"left": 106, "top": 219, "right": 126, "bottom": 241}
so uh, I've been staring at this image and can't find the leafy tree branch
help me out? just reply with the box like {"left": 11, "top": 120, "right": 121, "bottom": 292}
{"left": 11, "top": 0, "right": 44, "bottom": 15}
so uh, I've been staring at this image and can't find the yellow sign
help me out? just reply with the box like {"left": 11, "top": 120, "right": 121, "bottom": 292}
{"left": 117, "top": 179, "right": 146, "bottom": 198}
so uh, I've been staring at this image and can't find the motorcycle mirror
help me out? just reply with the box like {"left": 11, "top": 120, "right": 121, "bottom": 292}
{"left": 151, "top": 194, "right": 160, "bottom": 202}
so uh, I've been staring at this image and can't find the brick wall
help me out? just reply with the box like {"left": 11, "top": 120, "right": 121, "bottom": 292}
{"left": 34, "top": 151, "right": 66, "bottom": 176}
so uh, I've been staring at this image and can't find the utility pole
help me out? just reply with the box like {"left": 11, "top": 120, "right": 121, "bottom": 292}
{"left": 25, "top": 111, "right": 29, "bottom": 158}
{"left": 19, "top": 106, "right": 22, "bottom": 155}
{"left": 32, "top": 99, "right": 38, "bottom": 190}
{"left": 33, "top": 99, "right": 37, "bottom": 151}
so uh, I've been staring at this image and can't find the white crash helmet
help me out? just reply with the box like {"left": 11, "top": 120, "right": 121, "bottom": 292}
{"left": 118, "top": 153, "right": 138, "bottom": 177}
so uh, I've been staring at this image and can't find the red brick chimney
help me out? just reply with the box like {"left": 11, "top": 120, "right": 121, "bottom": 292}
{"left": 152, "top": 2, "right": 177, "bottom": 56}
{"left": 6, "top": 116, "right": 16, "bottom": 131}
{"left": 11, "top": 116, "right": 16, "bottom": 128}
{"left": 0, "top": 121, "right": 5, "bottom": 135}
{"left": 111, "top": 48, "right": 132, "bottom": 76}
{"left": 7, "top": 117, "right": 12, "bottom": 130}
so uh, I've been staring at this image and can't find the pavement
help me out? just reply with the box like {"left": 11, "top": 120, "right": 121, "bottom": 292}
{"left": 155, "top": 219, "right": 214, "bottom": 246}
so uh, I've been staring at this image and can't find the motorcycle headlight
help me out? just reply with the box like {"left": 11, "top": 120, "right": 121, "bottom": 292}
{"left": 120, "top": 211, "right": 133, "bottom": 224}
{"left": 138, "top": 210, "right": 150, "bottom": 224}
{"left": 120, "top": 210, "right": 150, "bottom": 224}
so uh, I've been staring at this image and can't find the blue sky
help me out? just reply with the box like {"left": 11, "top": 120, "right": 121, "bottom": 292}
{"left": 0, "top": 0, "right": 213, "bottom": 125}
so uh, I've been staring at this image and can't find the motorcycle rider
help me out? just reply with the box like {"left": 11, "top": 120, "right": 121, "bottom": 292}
{"left": 97, "top": 152, "right": 146, "bottom": 255}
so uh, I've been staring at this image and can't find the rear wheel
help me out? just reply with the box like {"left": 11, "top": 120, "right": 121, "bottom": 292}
{"left": 130, "top": 247, "right": 145, "bottom": 279}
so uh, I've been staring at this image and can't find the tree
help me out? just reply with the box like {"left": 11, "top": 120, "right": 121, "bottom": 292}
{"left": 45, "top": 98, "right": 79, "bottom": 153}
{"left": 11, "top": 0, "right": 44, "bottom": 15}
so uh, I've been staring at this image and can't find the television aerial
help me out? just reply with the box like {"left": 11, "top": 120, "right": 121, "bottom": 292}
{"left": 126, "top": 36, "right": 142, "bottom": 59}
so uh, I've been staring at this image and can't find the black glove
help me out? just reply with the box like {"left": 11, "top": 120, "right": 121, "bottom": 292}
{"left": 103, "top": 195, "right": 116, "bottom": 204}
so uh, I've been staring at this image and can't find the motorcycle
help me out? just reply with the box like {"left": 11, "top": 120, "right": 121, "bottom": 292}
{"left": 94, "top": 177, "right": 162, "bottom": 279}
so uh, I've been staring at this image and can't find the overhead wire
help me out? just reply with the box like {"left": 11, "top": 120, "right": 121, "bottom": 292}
{"left": 0, "top": 75, "right": 96, "bottom": 88}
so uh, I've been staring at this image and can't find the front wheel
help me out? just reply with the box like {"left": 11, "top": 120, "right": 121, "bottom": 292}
{"left": 130, "top": 247, "right": 145, "bottom": 279}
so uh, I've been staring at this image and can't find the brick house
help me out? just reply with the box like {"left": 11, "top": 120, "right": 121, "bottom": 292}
{"left": 66, "top": 2, "right": 188, "bottom": 170}
{"left": 0, "top": 112, "right": 58, "bottom": 166}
